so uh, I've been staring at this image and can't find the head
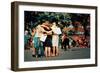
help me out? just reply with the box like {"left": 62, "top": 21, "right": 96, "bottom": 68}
{"left": 42, "top": 20, "right": 52, "bottom": 27}
{"left": 32, "top": 28, "right": 36, "bottom": 32}
{"left": 24, "top": 30, "right": 28, "bottom": 35}
{"left": 62, "top": 32, "right": 67, "bottom": 36}
{"left": 52, "top": 22, "right": 56, "bottom": 26}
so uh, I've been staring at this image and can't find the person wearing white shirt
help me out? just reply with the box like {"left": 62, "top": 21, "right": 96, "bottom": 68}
{"left": 51, "top": 22, "right": 62, "bottom": 56}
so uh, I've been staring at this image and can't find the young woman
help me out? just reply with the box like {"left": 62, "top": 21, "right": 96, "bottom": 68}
{"left": 51, "top": 22, "right": 61, "bottom": 56}
{"left": 41, "top": 21, "right": 52, "bottom": 58}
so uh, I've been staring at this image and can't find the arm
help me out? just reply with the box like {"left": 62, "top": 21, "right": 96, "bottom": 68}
{"left": 31, "top": 29, "right": 36, "bottom": 37}
{"left": 46, "top": 30, "right": 53, "bottom": 35}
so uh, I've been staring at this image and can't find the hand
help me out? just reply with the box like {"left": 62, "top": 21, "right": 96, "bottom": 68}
{"left": 47, "top": 31, "right": 52, "bottom": 35}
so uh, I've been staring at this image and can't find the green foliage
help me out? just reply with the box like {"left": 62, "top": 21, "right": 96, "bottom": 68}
{"left": 25, "top": 11, "right": 72, "bottom": 29}
{"left": 25, "top": 11, "right": 90, "bottom": 36}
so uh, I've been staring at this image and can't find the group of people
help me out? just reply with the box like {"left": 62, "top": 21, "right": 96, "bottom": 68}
{"left": 27, "top": 21, "right": 62, "bottom": 58}
{"left": 24, "top": 20, "right": 90, "bottom": 59}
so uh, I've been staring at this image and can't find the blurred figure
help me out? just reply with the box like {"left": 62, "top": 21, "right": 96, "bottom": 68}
{"left": 31, "top": 28, "right": 39, "bottom": 57}
{"left": 61, "top": 33, "right": 70, "bottom": 51}
{"left": 24, "top": 30, "right": 30, "bottom": 50}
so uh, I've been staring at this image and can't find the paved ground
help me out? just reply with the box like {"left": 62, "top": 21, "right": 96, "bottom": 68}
{"left": 24, "top": 47, "right": 90, "bottom": 61}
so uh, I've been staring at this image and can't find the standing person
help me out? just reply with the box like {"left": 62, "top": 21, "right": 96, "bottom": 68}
{"left": 31, "top": 24, "right": 45, "bottom": 58}
{"left": 35, "top": 23, "right": 46, "bottom": 57}
{"left": 69, "top": 37, "right": 73, "bottom": 48}
{"left": 41, "top": 21, "right": 52, "bottom": 58}
{"left": 24, "top": 30, "right": 30, "bottom": 50}
{"left": 61, "top": 33, "right": 70, "bottom": 51}
{"left": 51, "top": 22, "right": 62, "bottom": 56}
{"left": 31, "top": 28, "right": 39, "bottom": 57}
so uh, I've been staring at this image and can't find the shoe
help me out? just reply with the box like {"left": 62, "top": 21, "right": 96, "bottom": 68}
{"left": 38, "top": 54, "right": 41, "bottom": 57}
{"left": 32, "top": 55, "right": 36, "bottom": 57}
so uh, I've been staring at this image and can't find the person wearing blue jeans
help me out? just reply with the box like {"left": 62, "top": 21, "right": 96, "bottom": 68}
{"left": 38, "top": 39, "right": 44, "bottom": 57}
